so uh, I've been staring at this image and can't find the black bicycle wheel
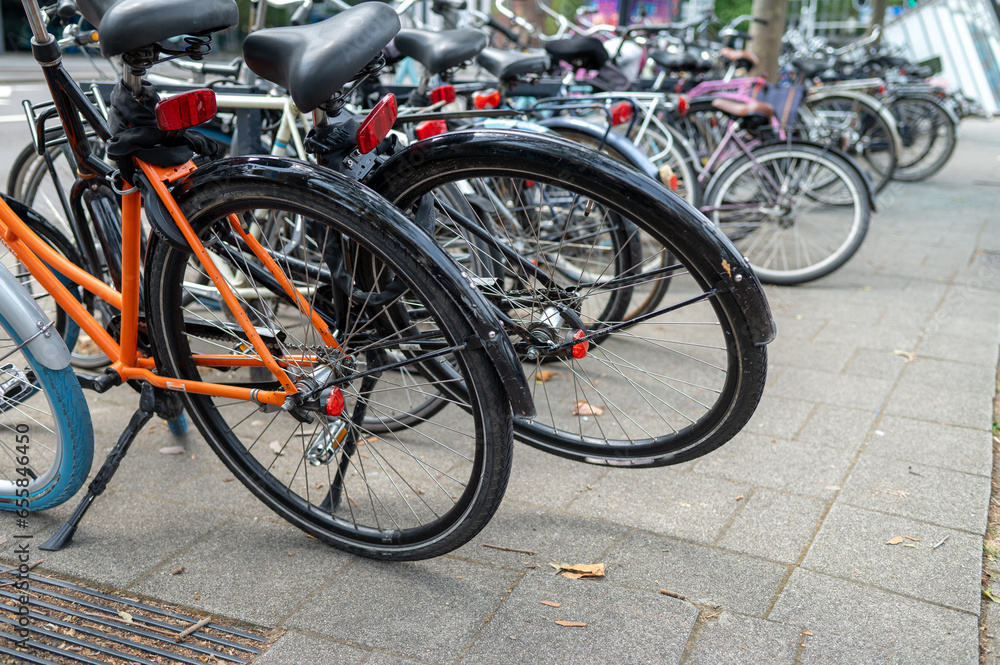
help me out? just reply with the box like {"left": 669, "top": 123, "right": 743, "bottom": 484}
{"left": 889, "top": 95, "right": 957, "bottom": 181}
{"left": 801, "top": 94, "right": 897, "bottom": 193}
{"left": 703, "top": 141, "right": 871, "bottom": 285}
{"left": 368, "top": 130, "right": 768, "bottom": 467}
{"left": 146, "top": 174, "right": 513, "bottom": 560}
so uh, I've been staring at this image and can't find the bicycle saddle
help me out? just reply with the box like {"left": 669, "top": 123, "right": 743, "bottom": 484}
{"left": 76, "top": 0, "right": 238, "bottom": 57}
{"left": 711, "top": 97, "right": 774, "bottom": 126}
{"left": 719, "top": 47, "right": 759, "bottom": 67}
{"left": 648, "top": 49, "right": 713, "bottom": 74}
{"left": 544, "top": 36, "right": 608, "bottom": 71}
{"left": 790, "top": 57, "right": 833, "bottom": 79}
{"left": 393, "top": 29, "right": 487, "bottom": 75}
{"left": 476, "top": 48, "right": 550, "bottom": 81}
{"left": 243, "top": 3, "right": 400, "bottom": 113}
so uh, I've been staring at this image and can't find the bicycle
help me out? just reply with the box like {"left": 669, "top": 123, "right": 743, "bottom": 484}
{"left": 0, "top": 0, "right": 535, "bottom": 561}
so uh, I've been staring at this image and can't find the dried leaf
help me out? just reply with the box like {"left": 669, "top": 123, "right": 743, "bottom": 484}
{"left": 905, "top": 536, "right": 920, "bottom": 542}
{"left": 893, "top": 349, "right": 916, "bottom": 362}
{"left": 550, "top": 562, "right": 605, "bottom": 577}
{"left": 555, "top": 620, "right": 587, "bottom": 627}
{"left": 539, "top": 600, "right": 562, "bottom": 608}
{"left": 560, "top": 572, "right": 584, "bottom": 579}
{"left": 170, "top": 566, "right": 185, "bottom": 575}
{"left": 536, "top": 370, "right": 560, "bottom": 383}
{"left": 572, "top": 400, "right": 604, "bottom": 416}
{"left": 903, "top": 543, "right": 919, "bottom": 549}
{"left": 802, "top": 630, "right": 814, "bottom": 636}
{"left": 268, "top": 440, "right": 283, "bottom": 455}
{"left": 159, "top": 446, "right": 185, "bottom": 455}
{"left": 721, "top": 259, "right": 731, "bottom": 277}
{"left": 117, "top": 610, "right": 133, "bottom": 623}
{"left": 660, "top": 589, "right": 685, "bottom": 600}
{"left": 984, "top": 588, "right": 1000, "bottom": 603}
{"left": 885, "top": 536, "right": 904, "bottom": 545}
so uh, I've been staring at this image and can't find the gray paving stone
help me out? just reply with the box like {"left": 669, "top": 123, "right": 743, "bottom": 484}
{"left": 811, "top": 322, "right": 923, "bottom": 354}
{"left": 838, "top": 454, "right": 989, "bottom": 534}
{"left": 365, "top": 654, "right": 430, "bottom": 665}
{"left": 895, "top": 357, "right": 997, "bottom": 397}
{"left": 883, "top": 381, "right": 992, "bottom": 430}
{"left": 31, "top": 491, "right": 230, "bottom": 588}
{"left": 693, "top": 433, "right": 855, "bottom": 498}
{"left": 716, "top": 489, "right": 828, "bottom": 563}
{"left": 769, "top": 569, "right": 977, "bottom": 665}
{"left": 841, "top": 347, "right": 909, "bottom": 381}
{"left": 763, "top": 314, "right": 827, "bottom": 340}
{"left": 285, "top": 557, "right": 521, "bottom": 662}
{"left": 504, "top": 443, "right": 609, "bottom": 511}
{"left": 131, "top": 517, "right": 352, "bottom": 625}
{"left": 604, "top": 530, "right": 788, "bottom": 616}
{"left": 801, "top": 503, "right": 982, "bottom": 612}
{"left": 743, "top": 394, "right": 816, "bottom": 441}
{"left": 253, "top": 632, "right": 368, "bottom": 665}
{"left": 926, "top": 313, "right": 1000, "bottom": 340}
{"left": 685, "top": 612, "right": 800, "bottom": 665}
{"left": 460, "top": 571, "right": 697, "bottom": 665}
{"left": 866, "top": 415, "right": 991, "bottom": 476}
{"left": 567, "top": 469, "right": 749, "bottom": 545}
{"left": 766, "top": 367, "right": 895, "bottom": 411}
{"left": 160, "top": 466, "right": 276, "bottom": 520}
{"left": 916, "top": 331, "right": 1000, "bottom": 367}
{"left": 795, "top": 404, "right": 877, "bottom": 451}
{"left": 766, "top": 337, "right": 857, "bottom": 373}
{"left": 452, "top": 502, "right": 627, "bottom": 568}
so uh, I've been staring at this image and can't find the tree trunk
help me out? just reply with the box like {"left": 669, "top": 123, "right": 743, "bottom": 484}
{"left": 749, "top": 0, "right": 790, "bottom": 83}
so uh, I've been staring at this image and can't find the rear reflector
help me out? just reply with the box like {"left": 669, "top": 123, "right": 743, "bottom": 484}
{"left": 155, "top": 89, "right": 217, "bottom": 131}
{"left": 677, "top": 95, "right": 688, "bottom": 116}
{"left": 610, "top": 101, "right": 633, "bottom": 125}
{"left": 430, "top": 84, "right": 457, "bottom": 105}
{"left": 357, "top": 94, "right": 398, "bottom": 154}
{"left": 474, "top": 89, "right": 501, "bottom": 109}
{"left": 415, "top": 120, "right": 448, "bottom": 140}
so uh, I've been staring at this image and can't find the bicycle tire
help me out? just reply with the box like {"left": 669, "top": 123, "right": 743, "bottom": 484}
{"left": 368, "top": 130, "right": 769, "bottom": 467}
{"left": 0, "top": 205, "right": 93, "bottom": 511}
{"left": 703, "top": 141, "right": 870, "bottom": 285}
{"left": 888, "top": 95, "right": 957, "bottom": 181}
{"left": 9, "top": 139, "right": 112, "bottom": 369}
{"left": 145, "top": 173, "right": 513, "bottom": 560}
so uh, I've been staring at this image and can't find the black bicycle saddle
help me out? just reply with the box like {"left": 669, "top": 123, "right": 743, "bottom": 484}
{"left": 243, "top": 3, "right": 401, "bottom": 112}
{"left": 393, "top": 29, "right": 487, "bottom": 75}
{"left": 544, "top": 36, "right": 608, "bottom": 71}
{"left": 76, "top": 0, "right": 238, "bottom": 58}
{"left": 476, "top": 48, "right": 550, "bottom": 81}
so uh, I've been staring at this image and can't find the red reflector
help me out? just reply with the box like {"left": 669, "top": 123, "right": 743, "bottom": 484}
{"left": 571, "top": 329, "right": 589, "bottom": 359}
{"left": 430, "top": 84, "right": 457, "bottom": 105}
{"left": 155, "top": 89, "right": 217, "bottom": 131}
{"left": 415, "top": 119, "right": 448, "bottom": 140}
{"left": 357, "top": 94, "right": 397, "bottom": 154}
{"left": 610, "top": 102, "right": 633, "bottom": 126}
{"left": 677, "top": 95, "right": 689, "bottom": 116}
{"left": 325, "top": 387, "right": 345, "bottom": 417}
{"left": 474, "top": 89, "right": 501, "bottom": 109}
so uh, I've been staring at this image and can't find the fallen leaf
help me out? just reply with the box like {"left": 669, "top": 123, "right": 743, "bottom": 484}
{"left": 555, "top": 620, "right": 587, "bottom": 627}
{"left": 222, "top": 477, "right": 234, "bottom": 483}
{"left": 159, "top": 446, "right": 185, "bottom": 455}
{"left": 536, "top": 370, "right": 560, "bottom": 383}
{"left": 734, "top": 495, "right": 744, "bottom": 501}
{"left": 539, "top": 600, "right": 562, "bottom": 608}
{"left": 250, "top": 420, "right": 265, "bottom": 427}
{"left": 560, "top": 572, "right": 584, "bottom": 579}
{"left": 170, "top": 566, "right": 184, "bottom": 576}
{"left": 550, "top": 562, "right": 605, "bottom": 577}
{"left": 573, "top": 400, "right": 604, "bottom": 416}
{"left": 117, "top": 610, "right": 133, "bottom": 623}
{"left": 903, "top": 543, "right": 919, "bottom": 549}
{"left": 721, "top": 259, "right": 731, "bottom": 277}
{"left": 985, "top": 588, "right": 1000, "bottom": 603}
{"left": 268, "top": 440, "right": 283, "bottom": 455}
{"left": 660, "top": 589, "right": 685, "bottom": 600}
{"left": 885, "top": 536, "right": 904, "bottom": 545}
{"left": 802, "top": 630, "right": 814, "bottom": 636}
{"left": 905, "top": 536, "right": 920, "bottom": 542}
{"left": 892, "top": 349, "right": 916, "bottom": 362}
{"left": 194, "top": 594, "right": 200, "bottom": 601}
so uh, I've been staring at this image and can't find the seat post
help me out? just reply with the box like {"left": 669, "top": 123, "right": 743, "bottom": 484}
{"left": 20, "top": 0, "right": 53, "bottom": 47}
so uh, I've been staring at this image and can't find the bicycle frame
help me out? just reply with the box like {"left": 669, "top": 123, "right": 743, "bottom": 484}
{"left": 3, "top": 26, "right": 334, "bottom": 409}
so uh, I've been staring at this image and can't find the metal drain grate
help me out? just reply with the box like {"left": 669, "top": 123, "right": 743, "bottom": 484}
{"left": 0, "top": 569, "right": 270, "bottom": 664}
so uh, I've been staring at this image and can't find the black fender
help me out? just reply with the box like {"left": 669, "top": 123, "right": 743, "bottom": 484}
{"left": 365, "top": 129, "right": 776, "bottom": 346}
{"left": 153, "top": 155, "right": 536, "bottom": 419}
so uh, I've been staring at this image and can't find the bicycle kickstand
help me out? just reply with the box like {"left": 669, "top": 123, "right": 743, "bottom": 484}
{"left": 41, "top": 383, "right": 159, "bottom": 551}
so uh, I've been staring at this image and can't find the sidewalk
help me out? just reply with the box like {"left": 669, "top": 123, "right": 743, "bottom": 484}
{"left": 2, "top": 119, "right": 999, "bottom": 664}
